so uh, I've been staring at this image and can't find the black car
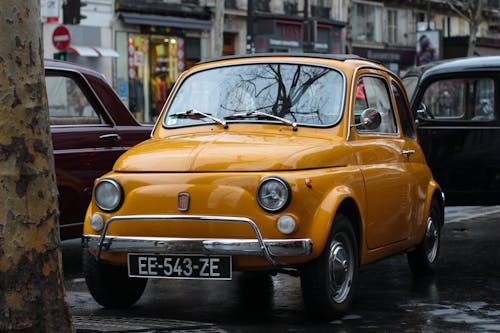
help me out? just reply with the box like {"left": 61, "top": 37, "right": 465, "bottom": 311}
{"left": 403, "top": 56, "right": 500, "bottom": 205}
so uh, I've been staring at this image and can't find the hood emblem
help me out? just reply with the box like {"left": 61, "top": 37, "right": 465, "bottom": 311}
{"left": 178, "top": 192, "right": 190, "bottom": 212}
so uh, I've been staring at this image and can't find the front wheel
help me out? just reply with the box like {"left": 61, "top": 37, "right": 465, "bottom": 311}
{"left": 407, "top": 199, "right": 442, "bottom": 276}
{"left": 83, "top": 251, "right": 147, "bottom": 308}
{"left": 300, "top": 214, "right": 358, "bottom": 319}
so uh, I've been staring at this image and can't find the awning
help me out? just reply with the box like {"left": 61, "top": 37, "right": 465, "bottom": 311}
{"left": 119, "top": 12, "right": 212, "bottom": 30}
{"left": 67, "top": 46, "right": 120, "bottom": 58}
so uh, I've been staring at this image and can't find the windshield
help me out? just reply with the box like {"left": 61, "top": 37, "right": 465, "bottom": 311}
{"left": 163, "top": 63, "right": 344, "bottom": 128}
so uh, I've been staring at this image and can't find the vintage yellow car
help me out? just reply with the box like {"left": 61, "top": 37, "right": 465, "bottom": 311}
{"left": 82, "top": 54, "right": 444, "bottom": 318}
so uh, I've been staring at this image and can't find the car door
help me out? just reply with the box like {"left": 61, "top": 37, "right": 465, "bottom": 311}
{"left": 414, "top": 74, "right": 500, "bottom": 205}
{"left": 46, "top": 69, "right": 126, "bottom": 238}
{"left": 349, "top": 74, "right": 417, "bottom": 249}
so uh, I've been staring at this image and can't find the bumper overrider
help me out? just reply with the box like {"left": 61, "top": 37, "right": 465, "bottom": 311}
{"left": 82, "top": 214, "right": 313, "bottom": 266}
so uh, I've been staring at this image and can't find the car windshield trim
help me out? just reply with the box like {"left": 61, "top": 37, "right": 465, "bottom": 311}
{"left": 163, "top": 62, "right": 346, "bottom": 129}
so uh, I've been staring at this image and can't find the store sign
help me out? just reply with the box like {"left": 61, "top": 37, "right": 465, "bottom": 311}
{"left": 41, "top": 0, "right": 61, "bottom": 23}
{"left": 277, "top": 21, "right": 302, "bottom": 40}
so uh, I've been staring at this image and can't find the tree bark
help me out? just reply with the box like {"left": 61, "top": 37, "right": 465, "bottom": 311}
{"left": 0, "top": 1, "right": 74, "bottom": 332}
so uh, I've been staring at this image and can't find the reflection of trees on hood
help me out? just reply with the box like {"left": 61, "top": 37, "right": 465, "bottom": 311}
{"left": 233, "top": 64, "right": 330, "bottom": 119}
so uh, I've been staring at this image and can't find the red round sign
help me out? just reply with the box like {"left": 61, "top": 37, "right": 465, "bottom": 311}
{"left": 52, "top": 25, "right": 71, "bottom": 51}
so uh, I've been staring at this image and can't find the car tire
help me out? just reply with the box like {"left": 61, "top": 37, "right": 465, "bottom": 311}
{"left": 407, "top": 199, "right": 442, "bottom": 276}
{"left": 300, "top": 214, "right": 358, "bottom": 319}
{"left": 83, "top": 251, "right": 147, "bottom": 308}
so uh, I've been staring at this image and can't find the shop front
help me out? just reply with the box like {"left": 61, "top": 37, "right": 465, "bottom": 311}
{"left": 114, "top": 1, "right": 211, "bottom": 124}
{"left": 121, "top": 30, "right": 185, "bottom": 123}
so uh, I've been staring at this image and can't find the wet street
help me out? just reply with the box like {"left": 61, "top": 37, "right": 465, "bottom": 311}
{"left": 63, "top": 206, "right": 500, "bottom": 332}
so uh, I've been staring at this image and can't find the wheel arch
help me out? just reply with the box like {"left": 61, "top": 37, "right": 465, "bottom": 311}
{"left": 336, "top": 198, "right": 362, "bottom": 259}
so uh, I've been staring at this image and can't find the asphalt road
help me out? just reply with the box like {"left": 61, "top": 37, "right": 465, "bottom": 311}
{"left": 62, "top": 206, "right": 500, "bottom": 332}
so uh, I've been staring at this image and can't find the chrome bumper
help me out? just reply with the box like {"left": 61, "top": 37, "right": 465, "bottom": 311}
{"left": 82, "top": 214, "right": 313, "bottom": 266}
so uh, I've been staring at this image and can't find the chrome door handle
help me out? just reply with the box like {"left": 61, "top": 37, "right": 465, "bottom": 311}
{"left": 402, "top": 149, "right": 416, "bottom": 156}
{"left": 99, "top": 133, "right": 121, "bottom": 141}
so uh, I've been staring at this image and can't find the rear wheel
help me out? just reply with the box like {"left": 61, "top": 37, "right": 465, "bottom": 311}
{"left": 83, "top": 251, "right": 147, "bottom": 308}
{"left": 407, "top": 199, "right": 442, "bottom": 276}
{"left": 300, "top": 214, "right": 358, "bottom": 319}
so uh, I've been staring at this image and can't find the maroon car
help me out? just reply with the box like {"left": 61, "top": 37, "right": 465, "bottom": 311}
{"left": 45, "top": 59, "right": 152, "bottom": 239}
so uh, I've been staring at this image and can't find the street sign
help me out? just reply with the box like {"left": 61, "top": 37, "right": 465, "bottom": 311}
{"left": 52, "top": 25, "right": 71, "bottom": 51}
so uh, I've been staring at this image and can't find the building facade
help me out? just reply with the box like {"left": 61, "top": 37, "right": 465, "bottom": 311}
{"left": 41, "top": 0, "right": 500, "bottom": 123}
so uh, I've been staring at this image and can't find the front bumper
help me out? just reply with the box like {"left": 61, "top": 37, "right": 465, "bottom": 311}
{"left": 82, "top": 214, "right": 313, "bottom": 266}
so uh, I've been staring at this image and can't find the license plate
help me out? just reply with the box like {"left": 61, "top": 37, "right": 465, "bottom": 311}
{"left": 128, "top": 254, "right": 232, "bottom": 280}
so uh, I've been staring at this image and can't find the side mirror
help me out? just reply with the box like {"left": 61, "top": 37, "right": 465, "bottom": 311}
{"left": 416, "top": 103, "right": 433, "bottom": 119}
{"left": 353, "top": 108, "right": 382, "bottom": 130}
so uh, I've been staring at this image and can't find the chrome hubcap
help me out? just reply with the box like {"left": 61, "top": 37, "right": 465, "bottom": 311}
{"left": 329, "top": 233, "right": 353, "bottom": 303}
{"left": 425, "top": 216, "right": 439, "bottom": 263}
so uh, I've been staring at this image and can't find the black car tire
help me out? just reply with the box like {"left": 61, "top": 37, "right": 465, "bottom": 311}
{"left": 83, "top": 251, "right": 147, "bottom": 308}
{"left": 407, "top": 199, "right": 442, "bottom": 276}
{"left": 300, "top": 214, "right": 358, "bottom": 319}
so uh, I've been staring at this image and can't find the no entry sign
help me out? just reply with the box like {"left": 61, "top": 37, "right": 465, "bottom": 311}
{"left": 52, "top": 25, "right": 71, "bottom": 51}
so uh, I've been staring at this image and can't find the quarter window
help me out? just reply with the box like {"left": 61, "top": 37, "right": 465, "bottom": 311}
{"left": 392, "top": 82, "right": 415, "bottom": 139}
{"left": 420, "top": 78, "right": 495, "bottom": 121}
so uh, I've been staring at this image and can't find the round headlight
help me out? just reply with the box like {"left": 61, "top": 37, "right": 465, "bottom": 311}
{"left": 257, "top": 177, "right": 291, "bottom": 213}
{"left": 94, "top": 178, "right": 123, "bottom": 212}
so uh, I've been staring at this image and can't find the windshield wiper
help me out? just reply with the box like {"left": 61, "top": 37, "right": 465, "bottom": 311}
{"left": 173, "top": 109, "right": 228, "bottom": 129}
{"left": 224, "top": 110, "right": 298, "bottom": 131}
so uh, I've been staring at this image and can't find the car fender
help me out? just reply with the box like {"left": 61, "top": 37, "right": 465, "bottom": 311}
{"left": 305, "top": 183, "right": 366, "bottom": 259}
{"left": 414, "top": 180, "right": 444, "bottom": 244}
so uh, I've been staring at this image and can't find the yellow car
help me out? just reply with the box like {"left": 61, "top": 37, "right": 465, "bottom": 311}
{"left": 82, "top": 54, "right": 444, "bottom": 318}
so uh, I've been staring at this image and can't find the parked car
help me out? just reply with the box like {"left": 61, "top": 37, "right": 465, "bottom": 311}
{"left": 82, "top": 54, "right": 444, "bottom": 318}
{"left": 44, "top": 59, "right": 152, "bottom": 239}
{"left": 403, "top": 56, "right": 500, "bottom": 205}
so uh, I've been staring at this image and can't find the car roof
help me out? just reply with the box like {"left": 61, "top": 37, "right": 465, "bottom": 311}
{"left": 43, "top": 58, "right": 105, "bottom": 78}
{"left": 198, "top": 53, "right": 366, "bottom": 64}
{"left": 406, "top": 56, "right": 500, "bottom": 82}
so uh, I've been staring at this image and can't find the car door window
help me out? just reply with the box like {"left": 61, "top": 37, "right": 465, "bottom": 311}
{"left": 355, "top": 77, "right": 398, "bottom": 134}
{"left": 392, "top": 82, "right": 416, "bottom": 139}
{"left": 46, "top": 76, "right": 102, "bottom": 125}
{"left": 421, "top": 78, "right": 495, "bottom": 121}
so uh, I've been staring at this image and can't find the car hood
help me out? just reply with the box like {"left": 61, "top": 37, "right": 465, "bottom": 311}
{"left": 114, "top": 131, "right": 351, "bottom": 172}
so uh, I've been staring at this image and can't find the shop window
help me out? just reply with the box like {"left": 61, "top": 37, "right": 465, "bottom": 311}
{"left": 353, "top": 2, "right": 383, "bottom": 43}
{"left": 127, "top": 33, "right": 185, "bottom": 124}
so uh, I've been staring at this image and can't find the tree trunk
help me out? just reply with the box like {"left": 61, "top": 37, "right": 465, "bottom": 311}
{"left": 345, "top": 0, "right": 353, "bottom": 54}
{"left": 467, "top": 21, "right": 478, "bottom": 57}
{"left": 0, "top": 1, "right": 74, "bottom": 332}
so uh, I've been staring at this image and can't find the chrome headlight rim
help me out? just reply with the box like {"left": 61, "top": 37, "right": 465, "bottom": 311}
{"left": 256, "top": 176, "right": 292, "bottom": 213}
{"left": 93, "top": 178, "right": 124, "bottom": 213}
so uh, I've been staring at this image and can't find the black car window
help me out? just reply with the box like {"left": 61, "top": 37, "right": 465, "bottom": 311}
{"left": 355, "top": 77, "right": 398, "bottom": 135}
{"left": 392, "top": 82, "right": 416, "bottom": 139}
{"left": 420, "top": 78, "right": 495, "bottom": 121}
{"left": 46, "top": 75, "right": 101, "bottom": 125}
